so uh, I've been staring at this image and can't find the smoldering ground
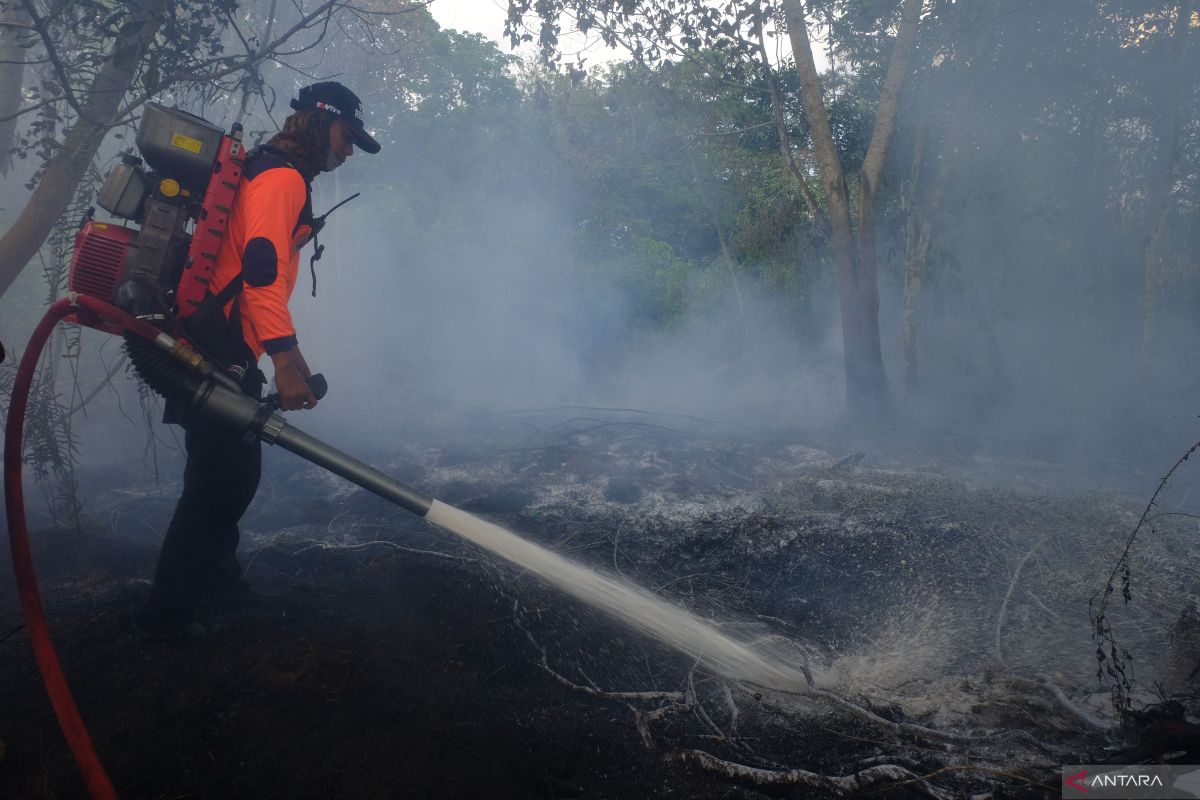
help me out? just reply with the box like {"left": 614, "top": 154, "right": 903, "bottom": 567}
{"left": 4, "top": 8, "right": 1200, "bottom": 797}
{"left": 4, "top": 389, "right": 1188, "bottom": 798}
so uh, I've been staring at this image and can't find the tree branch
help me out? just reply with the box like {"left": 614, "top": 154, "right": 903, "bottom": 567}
{"left": 676, "top": 750, "right": 957, "bottom": 799}
{"left": 858, "top": 0, "right": 924, "bottom": 193}
{"left": 0, "top": 93, "right": 61, "bottom": 123}
{"left": 121, "top": 0, "right": 347, "bottom": 116}
{"left": 20, "top": 0, "right": 87, "bottom": 120}
{"left": 515, "top": 602, "right": 686, "bottom": 702}
{"left": 751, "top": 0, "right": 828, "bottom": 234}
{"left": 810, "top": 688, "right": 981, "bottom": 746}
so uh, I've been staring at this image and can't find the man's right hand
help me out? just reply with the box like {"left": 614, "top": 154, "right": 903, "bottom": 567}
{"left": 270, "top": 349, "right": 318, "bottom": 411}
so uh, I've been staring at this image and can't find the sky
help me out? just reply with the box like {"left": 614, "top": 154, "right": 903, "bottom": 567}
{"left": 429, "top": 0, "right": 514, "bottom": 43}
{"left": 429, "top": 0, "right": 629, "bottom": 66}
{"left": 427, "top": 0, "right": 832, "bottom": 71}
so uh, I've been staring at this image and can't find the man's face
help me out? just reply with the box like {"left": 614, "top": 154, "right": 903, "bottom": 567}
{"left": 327, "top": 119, "right": 356, "bottom": 170}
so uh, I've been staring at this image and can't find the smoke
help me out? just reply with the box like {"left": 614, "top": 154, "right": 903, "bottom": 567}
{"left": 292, "top": 152, "right": 849, "bottom": 432}
{"left": 263, "top": 4, "right": 1200, "bottom": 496}
{"left": 869, "top": 3, "right": 1200, "bottom": 483}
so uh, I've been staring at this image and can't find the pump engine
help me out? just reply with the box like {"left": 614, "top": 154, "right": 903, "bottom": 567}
{"left": 67, "top": 104, "right": 245, "bottom": 335}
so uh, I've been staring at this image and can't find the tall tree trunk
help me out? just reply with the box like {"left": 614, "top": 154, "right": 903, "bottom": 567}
{"left": 780, "top": 0, "right": 921, "bottom": 416}
{"left": 0, "top": 1, "right": 33, "bottom": 175}
{"left": 901, "top": 101, "right": 927, "bottom": 397}
{"left": 781, "top": 0, "right": 869, "bottom": 411}
{"left": 0, "top": 0, "right": 165, "bottom": 300}
{"left": 902, "top": 145, "right": 946, "bottom": 398}
{"left": 1141, "top": 0, "right": 1195, "bottom": 383}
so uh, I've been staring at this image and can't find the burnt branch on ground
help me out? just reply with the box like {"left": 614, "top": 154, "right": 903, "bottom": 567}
{"left": 6, "top": 413, "right": 1186, "bottom": 798}
{"left": 509, "top": 589, "right": 1067, "bottom": 798}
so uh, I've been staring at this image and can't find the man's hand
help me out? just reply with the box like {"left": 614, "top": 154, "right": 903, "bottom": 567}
{"left": 270, "top": 348, "right": 318, "bottom": 410}
{"left": 291, "top": 346, "right": 313, "bottom": 380}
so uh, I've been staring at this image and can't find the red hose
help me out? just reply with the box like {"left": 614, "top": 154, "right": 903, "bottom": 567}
{"left": 5, "top": 294, "right": 167, "bottom": 800}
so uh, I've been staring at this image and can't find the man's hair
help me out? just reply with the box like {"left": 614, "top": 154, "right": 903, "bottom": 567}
{"left": 265, "top": 108, "right": 332, "bottom": 178}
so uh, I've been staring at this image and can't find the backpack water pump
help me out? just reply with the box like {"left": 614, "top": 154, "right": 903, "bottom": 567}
{"left": 69, "top": 103, "right": 245, "bottom": 335}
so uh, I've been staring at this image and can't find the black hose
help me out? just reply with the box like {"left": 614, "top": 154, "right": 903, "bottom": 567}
{"left": 122, "top": 334, "right": 201, "bottom": 403}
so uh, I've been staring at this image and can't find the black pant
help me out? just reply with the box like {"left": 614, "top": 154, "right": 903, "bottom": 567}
{"left": 144, "top": 402, "right": 262, "bottom": 623}
{"left": 143, "top": 295, "right": 264, "bottom": 625}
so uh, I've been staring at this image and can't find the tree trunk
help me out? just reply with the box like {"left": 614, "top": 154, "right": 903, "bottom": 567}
{"left": 854, "top": 0, "right": 922, "bottom": 410}
{"left": 0, "top": 1, "right": 33, "bottom": 176}
{"left": 1140, "top": 0, "right": 1194, "bottom": 383}
{"left": 901, "top": 109, "right": 926, "bottom": 397}
{"left": 781, "top": 0, "right": 921, "bottom": 416}
{"left": 0, "top": 0, "right": 165, "bottom": 300}
{"left": 902, "top": 152, "right": 946, "bottom": 398}
{"left": 781, "top": 0, "right": 870, "bottom": 412}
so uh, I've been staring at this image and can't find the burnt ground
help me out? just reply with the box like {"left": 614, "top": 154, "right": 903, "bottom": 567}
{"left": 2, "top": 406, "right": 1199, "bottom": 799}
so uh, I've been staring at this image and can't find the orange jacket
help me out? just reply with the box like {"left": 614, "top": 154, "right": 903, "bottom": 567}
{"left": 210, "top": 149, "right": 313, "bottom": 359}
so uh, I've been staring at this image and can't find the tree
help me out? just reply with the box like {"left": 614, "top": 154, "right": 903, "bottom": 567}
{"left": 0, "top": 0, "right": 168, "bottom": 301}
{"left": 781, "top": 0, "right": 921, "bottom": 414}
{"left": 0, "top": 0, "right": 393, "bottom": 301}
{"left": 504, "top": 0, "right": 924, "bottom": 415}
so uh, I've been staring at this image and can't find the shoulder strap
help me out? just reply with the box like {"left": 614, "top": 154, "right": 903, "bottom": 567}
{"left": 246, "top": 144, "right": 314, "bottom": 234}
{"left": 215, "top": 274, "right": 243, "bottom": 305}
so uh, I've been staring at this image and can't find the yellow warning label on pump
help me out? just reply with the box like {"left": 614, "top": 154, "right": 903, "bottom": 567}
{"left": 170, "top": 133, "right": 202, "bottom": 154}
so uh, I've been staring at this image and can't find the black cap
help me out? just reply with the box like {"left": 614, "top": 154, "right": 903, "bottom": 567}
{"left": 290, "top": 81, "right": 381, "bottom": 154}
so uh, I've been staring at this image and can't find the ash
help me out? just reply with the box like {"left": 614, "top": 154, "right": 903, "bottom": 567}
{"left": 2, "top": 406, "right": 1194, "bottom": 799}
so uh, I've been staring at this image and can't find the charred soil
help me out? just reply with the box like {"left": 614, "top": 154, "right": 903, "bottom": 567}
{"left": 1, "top": 411, "right": 1194, "bottom": 798}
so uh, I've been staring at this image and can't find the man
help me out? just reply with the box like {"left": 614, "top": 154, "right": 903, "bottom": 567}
{"left": 136, "top": 82, "right": 381, "bottom": 638}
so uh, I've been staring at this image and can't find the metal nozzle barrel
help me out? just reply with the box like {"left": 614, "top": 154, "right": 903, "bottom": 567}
{"left": 192, "top": 378, "right": 433, "bottom": 517}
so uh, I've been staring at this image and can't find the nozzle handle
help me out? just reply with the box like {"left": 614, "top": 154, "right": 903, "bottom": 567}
{"left": 263, "top": 372, "right": 327, "bottom": 411}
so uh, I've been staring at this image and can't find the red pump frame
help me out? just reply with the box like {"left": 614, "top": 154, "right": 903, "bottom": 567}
{"left": 174, "top": 132, "right": 245, "bottom": 318}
